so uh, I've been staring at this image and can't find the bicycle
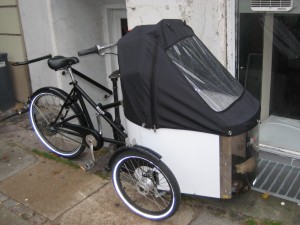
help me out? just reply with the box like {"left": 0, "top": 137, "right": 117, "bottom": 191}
{"left": 13, "top": 19, "right": 261, "bottom": 221}
{"left": 14, "top": 43, "right": 180, "bottom": 220}
{"left": 26, "top": 45, "right": 126, "bottom": 169}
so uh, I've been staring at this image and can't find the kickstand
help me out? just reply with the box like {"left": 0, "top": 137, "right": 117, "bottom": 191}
{"left": 83, "top": 136, "right": 96, "bottom": 170}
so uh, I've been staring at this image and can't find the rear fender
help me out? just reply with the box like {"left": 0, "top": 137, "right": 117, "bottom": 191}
{"left": 29, "top": 87, "right": 68, "bottom": 102}
{"left": 106, "top": 145, "right": 162, "bottom": 172}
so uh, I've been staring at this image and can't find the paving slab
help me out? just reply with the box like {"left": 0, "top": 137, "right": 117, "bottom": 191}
{"left": 0, "top": 138, "right": 37, "bottom": 181}
{"left": 58, "top": 182, "right": 195, "bottom": 225}
{"left": 0, "top": 113, "right": 31, "bottom": 136}
{"left": 0, "top": 116, "right": 48, "bottom": 183}
{"left": 189, "top": 191, "right": 300, "bottom": 225}
{"left": 0, "top": 129, "right": 49, "bottom": 153}
{"left": 190, "top": 210, "right": 242, "bottom": 225}
{"left": 0, "top": 158, "right": 108, "bottom": 221}
{"left": 0, "top": 192, "right": 9, "bottom": 202}
{"left": 0, "top": 207, "right": 30, "bottom": 225}
{"left": 227, "top": 191, "right": 299, "bottom": 225}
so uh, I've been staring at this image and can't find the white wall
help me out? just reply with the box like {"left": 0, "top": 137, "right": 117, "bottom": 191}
{"left": 126, "top": 0, "right": 235, "bottom": 72}
{"left": 51, "top": 0, "right": 126, "bottom": 137}
{"left": 19, "top": 0, "right": 107, "bottom": 93}
{"left": 18, "top": 0, "right": 60, "bottom": 90}
{"left": 19, "top": 0, "right": 126, "bottom": 139}
{"left": 50, "top": 0, "right": 107, "bottom": 101}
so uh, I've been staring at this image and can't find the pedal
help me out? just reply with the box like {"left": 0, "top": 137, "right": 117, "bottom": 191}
{"left": 83, "top": 159, "right": 95, "bottom": 170}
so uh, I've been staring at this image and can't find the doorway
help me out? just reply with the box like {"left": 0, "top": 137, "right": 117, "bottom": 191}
{"left": 105, "top": 8, "right": 128, "bottom": 71}
{"left": 238, "top": 11, "right": 300, "bottom": 155}
{"left": 104, "top": 7, "right": 128, "bottom": 129}
{"left": 270, "top": 15, "right": 300, "bottom": 120}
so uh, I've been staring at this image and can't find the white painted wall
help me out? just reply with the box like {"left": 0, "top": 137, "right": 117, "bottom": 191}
{"left": 19, "top": 0, "right": 126, "bottom": 139}
{"left": 19, "top": 0, "right": 107, "bottom": 93}
{"left": 189, "top": 0, "right": 227, "bottom": 66}
{"left": 18, "top": 0, "right": 59, "bottom": 90}
{"left": 50, "top": 0, "right": 107, "bottom": 100}
{"left": 126, "top": 0, "right": 233, "bottom": 69}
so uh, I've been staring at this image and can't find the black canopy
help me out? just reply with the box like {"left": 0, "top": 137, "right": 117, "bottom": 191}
{"left": 118, "top": 19, "right": 260, "bottom": 136}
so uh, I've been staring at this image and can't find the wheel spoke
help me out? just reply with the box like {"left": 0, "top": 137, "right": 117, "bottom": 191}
{"left": 140, "top": 191, "right": 164, "bottom": 210}
{"left": 152, "top": 189, "right": 170, "bottom": 207}
{"left": 55, "top": 130, "right": 83, "bottom": 145}
{"left": 122, "top": 163, "right": 138, "bottom": 185}
{"left": 33, "top": 104, "right": 51, "bottom": 125}
{"left": 30, "top": 92, "right": 85, "bottom": 157}
{"left": 113, "top": 154, "right": 180, "bottom": 220}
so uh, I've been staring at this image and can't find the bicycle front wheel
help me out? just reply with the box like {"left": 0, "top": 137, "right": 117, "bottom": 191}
{"left": 30, "top": 88, "right": 87, "bottom": 158}
{"left": 112, "top": 151, "right": 181, "bottom": 220}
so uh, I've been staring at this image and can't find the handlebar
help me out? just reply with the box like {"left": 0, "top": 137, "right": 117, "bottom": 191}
{"left": 78, "top": 43, "right": 117, "bottom": 57}
{"left": 12, "top": 54, "right": 52, "bottom": 66}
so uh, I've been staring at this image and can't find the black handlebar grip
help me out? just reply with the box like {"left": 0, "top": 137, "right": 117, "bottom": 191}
{"left": 78, "top": 46, "right": 98, "bottom": 56}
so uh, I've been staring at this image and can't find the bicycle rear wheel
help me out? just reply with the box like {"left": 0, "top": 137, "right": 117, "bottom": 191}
{"left": 30, "top": 87, "right": 87, "bottom": 158}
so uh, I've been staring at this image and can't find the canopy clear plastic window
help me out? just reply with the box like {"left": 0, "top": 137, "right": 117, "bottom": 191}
{"left": 166, "top": 36, "right": 243, "bottom": 112}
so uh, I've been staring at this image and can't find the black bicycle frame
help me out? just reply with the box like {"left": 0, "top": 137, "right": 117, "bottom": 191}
{"left": 71, "top": 68, "right": 112, "bottom": 96}
{"left": 53, "top": 76, "right": 127, "bottom": 146}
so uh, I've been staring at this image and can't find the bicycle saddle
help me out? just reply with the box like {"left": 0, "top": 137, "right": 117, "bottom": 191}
{"left": 48, "top": 56, "right": 79, "bottom": 70}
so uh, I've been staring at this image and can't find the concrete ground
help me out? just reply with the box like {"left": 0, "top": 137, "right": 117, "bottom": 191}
{"left": 0, "top": 108, "right": 299, "bottom": 225}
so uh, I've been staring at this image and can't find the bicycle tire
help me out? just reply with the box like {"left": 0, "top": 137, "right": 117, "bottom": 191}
{"left": 112, "top": 150, "right": 181, "bottom": 220}
{"left": 29, "top": 87, "right": 87, "bottom": 158}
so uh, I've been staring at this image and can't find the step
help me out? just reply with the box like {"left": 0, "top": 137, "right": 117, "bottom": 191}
{"left": 252, "top": 156, "right": 300, "bottom": 204}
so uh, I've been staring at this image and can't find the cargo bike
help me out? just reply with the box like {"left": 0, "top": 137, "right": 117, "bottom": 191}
{"left": 27, "top": 19, "right": 260, "bottom": 221}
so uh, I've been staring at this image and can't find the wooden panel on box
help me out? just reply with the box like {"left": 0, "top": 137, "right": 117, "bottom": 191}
{"left": 219, "top": 136, "right": 232, "bottom": 199}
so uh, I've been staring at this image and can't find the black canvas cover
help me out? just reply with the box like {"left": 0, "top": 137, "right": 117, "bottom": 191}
{"left": 118, "top": 19, "right": 260, "bottom": 136}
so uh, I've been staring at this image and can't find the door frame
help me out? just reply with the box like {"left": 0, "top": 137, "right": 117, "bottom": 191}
{"left": 102, "top": 4, "right": 127, "bottom": 79}
{"left": 102, "top": 3, "right": 127, "bottom": 128}
{"left": 261, "top": 14, "right": 274, "bottom": 121}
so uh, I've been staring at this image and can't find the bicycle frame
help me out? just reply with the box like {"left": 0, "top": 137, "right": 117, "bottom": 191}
{"left": 14, "top": 53, "right": 127, "bottom": 147}
{"left": 52, "top": 67, "right": 127, "bottom": 147}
